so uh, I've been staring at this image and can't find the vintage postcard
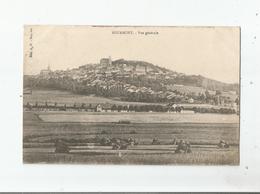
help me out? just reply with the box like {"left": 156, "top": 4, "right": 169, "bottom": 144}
{"left": 23, "top": 26, "right": 240, "bottom": 165}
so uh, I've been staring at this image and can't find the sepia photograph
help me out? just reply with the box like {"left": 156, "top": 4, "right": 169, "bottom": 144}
{"left": 23, "top": 26, "right": 240, "bottom": 165}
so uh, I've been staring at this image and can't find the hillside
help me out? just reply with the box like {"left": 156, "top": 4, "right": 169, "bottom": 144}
{"left": 24, "top": 58, "right": 239, "bottom": 105}
{"left": 112, "top": 59, "right": 238, "bottom": 92}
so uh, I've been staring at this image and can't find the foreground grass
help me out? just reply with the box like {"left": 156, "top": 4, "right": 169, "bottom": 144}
{"left": 23, "top": 111, "right": 239, "bottom": 165}
{"left": 23, "top": 149, "right": 239, "bottom": 165}
{"left": 24, "top": 119, "right": 239, "bottom": 145}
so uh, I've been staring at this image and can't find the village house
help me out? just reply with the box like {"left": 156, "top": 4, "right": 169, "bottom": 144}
{"left": 100, "top": 56, "right": 112, "bottom": 66}
{"left": 188, "top": 98, "right": 194, "bottom": 103}
{"left": 134, "top": 65, "right": 147, "bottom": 75}
{"left": 96, "top": 104, "right": 103, "bottom": 112}
{"left": 102, "top": 104, "right": 112, "bottom": 112}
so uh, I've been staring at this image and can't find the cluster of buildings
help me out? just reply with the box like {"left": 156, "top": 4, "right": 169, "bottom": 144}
{"left": 37, "top": 57, "right": 191, "bottom": 102}
{"left": 36, "top": 57, "right": 238, "bottom": 108}
{"left": 39, "top": 57, "right": 178, "bottom": 80}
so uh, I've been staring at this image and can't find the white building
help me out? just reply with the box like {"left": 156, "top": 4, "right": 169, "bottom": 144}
{"left": 40, "top": 65, "right": 51, "bottom": 78}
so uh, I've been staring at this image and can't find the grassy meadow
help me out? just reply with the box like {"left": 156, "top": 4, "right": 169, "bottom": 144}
{"left": 23, "top": 111, "right": 239, "bottom": 165}
{"left": 23, "top": 89, "right": 239, "bottom": 165}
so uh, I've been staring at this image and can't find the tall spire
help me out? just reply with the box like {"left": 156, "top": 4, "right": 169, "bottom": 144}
{"left": 109, "top": 56, "right": 112, "bottom": 65}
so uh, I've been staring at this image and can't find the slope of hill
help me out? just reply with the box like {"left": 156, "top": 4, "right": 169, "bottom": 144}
{"left": 112, "top": 59, "right": 239, "bottom": 92}
{"left": 24, "top": 58, "right": 239, "bottom": 104}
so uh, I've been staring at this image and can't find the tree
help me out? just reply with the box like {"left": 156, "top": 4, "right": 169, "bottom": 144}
{"left": 198, "top": 93, "right": 206, "bottom": 102}
{"left": 123, "top": 105, "right": 128, "bottom": 111}
{"left": 117, "top": 105, "right": 123, "bottom": 112}
{"left": 111, "top": 104, "right": 117, "bottom": 111}
{"left": 134, "top": 105, "right": 140, "bottom": 112}
{"left": 128, "top": 105, "right": 134, "bottom": 112}
{"left": 235, "top": 97, "right": 240, "bottom": 105}
{"left": 81, "top": 103, "right": 85, "bottom": 108}
{"left": 205, "top": 90, "right": 211, "bottom": 103}
{"left": 205, "top": 90, "right": 210, "bottom": 98}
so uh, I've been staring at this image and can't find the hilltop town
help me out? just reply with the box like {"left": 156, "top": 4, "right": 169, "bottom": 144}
{"left": 23, "top": 58, "right": 240, "bottom": 164}
{"left": 24, "top": 57, "right": 239, "bottom": 109}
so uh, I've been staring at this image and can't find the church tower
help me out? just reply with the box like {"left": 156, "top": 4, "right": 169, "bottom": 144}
{"left": 109, "top": 56, "right": 112, "bottom": 66}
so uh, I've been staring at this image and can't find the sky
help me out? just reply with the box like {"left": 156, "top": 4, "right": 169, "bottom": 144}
{"left": 24, "top": 26, "right": 240, "bottom": 84}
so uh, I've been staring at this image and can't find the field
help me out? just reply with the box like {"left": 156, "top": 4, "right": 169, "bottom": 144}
{"left": 23, "top": 89, "right": 224, "bottom": 109}
{"left": 23, "top": 89, "right": 239, "bottom": 165}
{"left": 23, "top": 111, "right": 239, "bottom": 165}
{"left": 38, "top": 111, "right": 239, "bottom": 123}
{"left": 24, "top": 148, "right": 238, "bottom": 165}
{"left": 23, "top": 89, "right": 163, "bottom": 106}
{"left": 167, "top": 84, "right": 215, "bottom": 95}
